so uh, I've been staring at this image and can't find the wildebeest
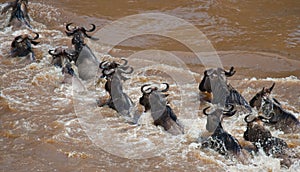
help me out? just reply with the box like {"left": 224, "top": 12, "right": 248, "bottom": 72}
{"left": 201, "top": 106, "right": 246, "bottom": 160}
{"left": 65, "top": 23, "right": 100, "bottom": 80}
{"left": 98, "top": 62, "right": 138, "bottom": 123}
{"left": 244, "top": 114, "right": 288, "bottom": 155}
{"left": 139, "top": 83, "right": 169, "bottom": 113}
{"left": 249, "top": 83, "right": 300, "bottom": 133}
{"left": 48, "top": 47, "right": 77, "bottom": 67}
{"left": 99, "top": 58, "right": 131, "bottom": 80}
{"left": 243, "top": 114, "right": 293, "bottom": 167}
{"left": 1, "top": 0, "right": 31, "bottom": 28}
{"left": 199, "top": 67, "right": 251, "bottom": 112}
{"left": 139, "top": 83, "right": 184, "bottom": 135}
{"left": 10, "top": 32, "right": 39, "bottom": 61}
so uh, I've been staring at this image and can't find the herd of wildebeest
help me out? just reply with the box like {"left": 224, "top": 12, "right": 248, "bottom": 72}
{"left": 2, "top": 0, "right": 300, "bottom": 168}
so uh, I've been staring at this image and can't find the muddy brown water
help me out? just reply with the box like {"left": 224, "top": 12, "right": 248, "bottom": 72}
{"left": 0, "top": 0, "right": 299, "bottom": 171}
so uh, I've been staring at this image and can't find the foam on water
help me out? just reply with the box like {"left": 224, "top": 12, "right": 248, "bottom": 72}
{"left": 0, "top": 2, "right": 299, "bottom": 171}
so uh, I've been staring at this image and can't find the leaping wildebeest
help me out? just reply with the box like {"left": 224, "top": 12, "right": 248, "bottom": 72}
{"left": 199, "top": 67, "right": 252, "bottom": 112}
{"left": 1, "top": 0, "right": 31, "bottom": 29}
{"left": 10, "top": 32, "right": 39, "bottom": 61}
{"left": 65, "top": 23, "right": 100, "bottom": 80}
{"left": 249, "top": 83, "right": 300, "bottom": 133}
{"left": 139, "top": 83, "right": 184, "bottom": 135}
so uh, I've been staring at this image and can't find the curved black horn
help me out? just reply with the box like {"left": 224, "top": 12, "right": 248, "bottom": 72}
{"left": 141, "top": 84, "right": 151, "bottom": 94}
{"left": 15, "top": 35, "right": 24, "bottom": 43}
{"left": 244, "top": 114, "right": 257, "bottom": 123}
{"left": 120, "top": 58, "right": 128, "bottom": 67}
{"left": 29, "top": 32, "right": 39, "bottom": 40}
{"left": 48, "top": 49, "right": 58, "bottom": 56}
{"left": 203, "top": 106, "right": 211, "bottom": 116}
{"left": 99, "top": 61, "right": 111, "bottom": 69}
{"left": 224, "top": 66, "right": 236, "bottom": 77}
{"left": 160, "top": 83, "right": 169, "bottom": 92}
{"left": 86, "top": 24, "right": 96, "bottom": 32}
{"left": 223, "top": 105, "right": 236, "bottom": 117}
{"left": 120, "top": 66, "right": 134, "bottom": 74}
{"left": 66, "top": 23, "right": 74, "bottom": 31}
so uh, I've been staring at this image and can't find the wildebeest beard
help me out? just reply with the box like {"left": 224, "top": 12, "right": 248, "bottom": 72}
{"left": 149, "top": 91, "right": 168, "bottom": 121}
{"left": 209, "top": 73, "right": 229, "bottom": 106}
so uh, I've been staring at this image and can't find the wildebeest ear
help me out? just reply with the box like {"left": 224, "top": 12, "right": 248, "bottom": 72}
{"left": 266, "top": 82, "right": 275, "bottom": 94}
{"left": 30, "top": 41, "right": 40, "bottom": 45}
{"left": 206, "top": 115, "right": 221, "bottom": 132}
{"left": 261, "top": 87, "right": 265, "bottom": 94}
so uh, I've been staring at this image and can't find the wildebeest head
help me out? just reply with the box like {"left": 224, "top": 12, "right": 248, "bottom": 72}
{"left": 100, "top": 64, "right": 133, "bottom": 80}
{"left": 11, "top": 32, "right": 39, "bottom": 61}
{"left": 65, "top": 23, "right": 97, "bottom": 51}
{"left": 249, "top": 83, "right": 275, "bottom": 110}
{"left": 203, "top": 105, "right": 236, "bottom": 132}
{"left": 139, "top": 83, "right": 169, "bottom": 112}
{"left": 199, "top": 66, "right": 235, "bottom": 93}
{"left": 48, "top": 47, "right": 77, "bottom": 67}
{"left": 100, "top": 66, "right": 133, "bottom": 95}
{"left": 99, "top": 58, "right": 130, "bottom": 71}
{"left": 99, "top": 59, "right": 133, "bottom": 80}
{"left": 1, "top": 0, "right": 31, "bottom": 28}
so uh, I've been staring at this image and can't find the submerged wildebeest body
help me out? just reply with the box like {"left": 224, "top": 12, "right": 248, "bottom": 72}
{"left": 201, "top": 105, "right": 250, "bottom": 163}
{"left": 243, "top": 114, "right": 294, "bottom": 167}
{"left": 199, "top": 67, "right": 251, "bottom": 112}
{"left": 10, "top": 32, "right": 39, "bottom": 61}
{"left": 139, "top": 83, "right": 184, "bottom": 135}
{"left": 244, "top": 114, "right": 288, "bottom": 155}
{"left": 65, "top": 23, "right": 99, "bottom": 80}
{"left": 202, "top": 123, "right": 242, "bottom": 156}
{"left": 249, "top": 83, "right": 300, "bottom": 133}
{"left": 1, "top": 0, "right": 31, "bottom": 28}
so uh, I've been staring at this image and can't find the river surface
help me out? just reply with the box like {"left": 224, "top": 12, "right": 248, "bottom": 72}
{"left": 0, "top": 0, "right": 299, "bottom": 171}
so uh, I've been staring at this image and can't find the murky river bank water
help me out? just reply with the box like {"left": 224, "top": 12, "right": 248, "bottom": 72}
{"left": 0, "top": 0, "right": 299, "bottom": 171}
